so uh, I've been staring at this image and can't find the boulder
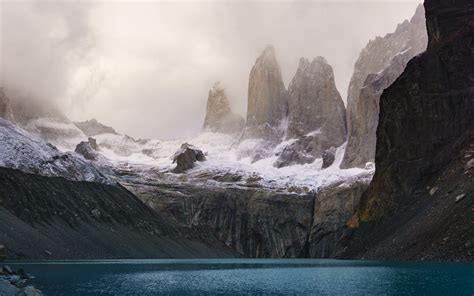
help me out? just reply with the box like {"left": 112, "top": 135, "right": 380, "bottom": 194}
{"left": 88, "top": 137, "right": 100, "bottom": 151}
{"left": 75, "top": 139, "right": 100, "bottom": 161}
{"left": 322, "top": 147, "right": 337, "bottom": 169}
{"left": 0, "top": 279, "right": 20, "bottom": 296}
{"left": 16, "top": 286, "right": 43, "bottom": 296}
{"left": 242, "top": 45, "right": 287, "bottom": 141}
{"left": 341, "top": 5, "right": 427, "bottom": 168}
{"left": 273, "top": 137, "right": 316, "bottom": 168}
{"left": 203, "top": 82, "right": 245, "bottom": 134}
{"left": 172, "top": 143, "right": 206, "bottom": 173}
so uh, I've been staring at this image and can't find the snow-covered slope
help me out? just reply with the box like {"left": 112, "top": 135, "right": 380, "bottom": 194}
{"left": 0, "top": 118, "right": 110, "bottom": 183}
{"left": 94, "top": 130, "right": 373, "bottom": 192}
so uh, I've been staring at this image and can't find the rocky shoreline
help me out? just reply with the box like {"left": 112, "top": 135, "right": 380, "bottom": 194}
{"left": 0, "top": 260, "right": 42, "bottom": 296}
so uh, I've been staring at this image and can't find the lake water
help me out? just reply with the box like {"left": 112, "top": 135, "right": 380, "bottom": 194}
{"left": 6, "top": 259, "right": 474, "bottom": 295}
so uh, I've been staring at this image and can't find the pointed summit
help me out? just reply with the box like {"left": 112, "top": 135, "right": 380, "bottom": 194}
{"left": 287, "top": 56, "right": 346, "bottom": 141}
{"left": 203, "top": 82, "right": 244, "bottom": 134}
{"left": 242, "top": 45, "right": 287, "bottom": 141}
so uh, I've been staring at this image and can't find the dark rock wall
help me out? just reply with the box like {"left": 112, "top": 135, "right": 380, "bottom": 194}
{"left": 337, "top": 0, "right": 474, "bottom": 261}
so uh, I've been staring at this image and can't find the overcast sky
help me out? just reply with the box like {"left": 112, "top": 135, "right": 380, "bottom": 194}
{"left": 0, "top": 0, "right": 422, "bottom": 139}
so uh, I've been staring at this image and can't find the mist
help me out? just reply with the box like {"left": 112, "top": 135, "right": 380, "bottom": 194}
{"left": 0, "top": 0, "right": 421, "bottom": 139}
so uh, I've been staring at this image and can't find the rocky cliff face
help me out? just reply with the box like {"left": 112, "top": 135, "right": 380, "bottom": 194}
{"left": 0, "top": 89, "right": 14, "bottom": 122}
{"left": 242, "top": 46, "right": 287, "bottom": 141}
{"left": 203, "top": 82, "right": 244, "bottom": 134}
{"left": 274, "top": 57, "right": 346, "bottom": 167}
{"left": 126, "top": 178, "right": 370, "bottom": 258}
{"left": 341, "top": 5, "right": 428, "bottom": 168}
{"left": 337, "top": 0, "right": 474, "bottom": 261}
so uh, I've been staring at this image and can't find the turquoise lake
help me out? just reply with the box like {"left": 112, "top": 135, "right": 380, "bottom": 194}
{"left": 6, "top": 259, "right": 474, "bottom": 295}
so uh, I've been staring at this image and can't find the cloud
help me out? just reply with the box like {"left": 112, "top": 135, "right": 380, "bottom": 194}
{"left": 0, "top": 0, "right": 422, "bottom": 139}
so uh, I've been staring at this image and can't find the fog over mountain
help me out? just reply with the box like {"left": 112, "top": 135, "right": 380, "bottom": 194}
{"left": 0, "top": 0, "right": 421, "bottom": 139}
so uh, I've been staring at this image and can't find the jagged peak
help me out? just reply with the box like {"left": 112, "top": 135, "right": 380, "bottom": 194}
{"left": 410, "top": 4, "right": 425, "bottom": 24}
{"left": 255, "top": 45, "right": 280, "bottom": 68}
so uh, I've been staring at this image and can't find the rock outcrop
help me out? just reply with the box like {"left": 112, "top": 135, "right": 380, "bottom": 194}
{"left": 336, "top": 0, "right": 474, "bottom": 261}
{"left": 341, "top": 5, "right": 428, "bottom": 168}
{"left": 0, "top": 265, "right": 43, "bottom": 296}
{"left": 172, "top": 143, "right": 206, "bottom": 173}
{"left": 75, "top": 138, "right": 100, "bottom": 161}
{"left": 242, "top": 46, "right": 287, "bottom": 141}
{"left": 0, "top": 89, "right": 14, "bottom": 122}
{"left": 74, "top": 119, "right": 118, "bottom": 137}
{"left": 274, "top": 57, "right": 346, "bottom": 167}
{"left": 203, "top": 82, "right": 245, "bottom": 134}
{"left": 322, "top": 147, "right": 337, "bottom": 169}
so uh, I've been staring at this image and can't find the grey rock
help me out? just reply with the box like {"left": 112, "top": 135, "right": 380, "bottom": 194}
{"left": 74, "top": 119, "right": 117, "bottom": 137}
{"left": 0, "top": 279, "right": 20, "bottom": 296}
{"left": 91, "top": 208, "right": 101, "bottom": 218}
{"left": 0, "top": 88, "right": 14, "bottom": 122}
{"left": 172, "top": 143, "right": 206, "bottom": 173}
{"left": 88, "top": 137, "right": 100, "bottom": 151}
{"left": 273, "top": 137, "right": 317, "bottom": 168}
{"left": 429, "top": 187, "right": 438, "bottom": 196}
{"left": 274, "top": 57, "right": 346, "bottom": 168}
{"left": 242, "top": 45, "right": 287, "bottom": 142}
{"left": 465, "top": 159, "right": 474, "bottom": 170}
{"left": 455, "top": 194, "right": 466, "bottom": 203}
{"left": 287, "top": 57, "right": 346, "bottom": 144}
{"left": 341, "top": 5, "right": 427, "bottom": 168}
{"left": 322, "top": 147, "right": 337, "bottom": 169}
{"left": 15, "top": 286, "right": 43, "bottom": 296}
{"left": 75, "top": 140, "right": 100, "bottom": 161}
{"left": 1, "top": 266, "right": 12, "bottom": 275}
{"left": 203, "top": 82, "right": 245, "bottom": 134}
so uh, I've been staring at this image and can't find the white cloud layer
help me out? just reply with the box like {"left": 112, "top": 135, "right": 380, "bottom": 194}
{"left": 0, "top": 0, "right": 421, "bottom": 139}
